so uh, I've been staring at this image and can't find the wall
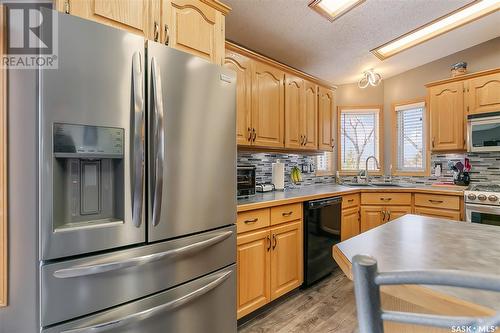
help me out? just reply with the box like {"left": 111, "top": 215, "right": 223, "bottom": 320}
{"left": 335, "top": 37, "right": 500, "bottom": 179}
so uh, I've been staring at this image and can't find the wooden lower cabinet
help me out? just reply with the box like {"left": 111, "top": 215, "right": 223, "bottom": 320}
{"left": 361, "top": 205, "right": 412, "bottom": 232}
{"left": 360, "top": 206, "right": 385, "bottom": 232}
{"left": 270, "top": 221, "right": 303, "bottom": 300}
{"left": 236, "top": 229, "right": 270, "bottom": 319}
{"left": 236, "top": 209, "right": 303, "bottom": 319}
{"left": 341, "top": 206, "right": 360, "bottom": 241}
{"left": 386, "top": 206, "right": 412, "bottom": 221}
{"left": 414, "top": 207, "right": 461, "bottom": 221}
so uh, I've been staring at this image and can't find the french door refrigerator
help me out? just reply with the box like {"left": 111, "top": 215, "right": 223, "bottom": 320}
{"left": 0, "top": 9, "right": 236, "bottom": 333}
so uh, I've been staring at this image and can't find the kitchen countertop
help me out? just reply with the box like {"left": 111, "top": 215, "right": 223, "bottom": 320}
{"left": 237, "top": 183, "right": 465, "bottom": 212}
{"left": 334, "top": 214, "right": 500, "bottom": 312}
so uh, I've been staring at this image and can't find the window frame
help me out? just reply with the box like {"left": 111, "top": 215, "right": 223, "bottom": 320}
{"left": 391, "top": 98, "right": 430, "bottom": 177}
{"left": 337, "top": 105, "right": 384, "bottom": 176}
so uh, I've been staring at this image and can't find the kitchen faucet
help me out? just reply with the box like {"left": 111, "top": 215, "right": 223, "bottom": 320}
{"left": 365, "top": 156, "right": 380, "bottom": 183}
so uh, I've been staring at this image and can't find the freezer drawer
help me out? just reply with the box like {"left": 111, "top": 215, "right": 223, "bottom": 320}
{"left": 41, "top": 225, "right": 236, "bottom": 326}
{"left": 43, "top": 264, "right": 236, "bottom": 333}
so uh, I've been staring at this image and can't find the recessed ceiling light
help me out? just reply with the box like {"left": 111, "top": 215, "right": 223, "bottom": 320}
{"left": 371, "top": 0, "right": 500, "bottom": 61}
{"left": 309, "top": 0, "right": 365, "bottom": 22}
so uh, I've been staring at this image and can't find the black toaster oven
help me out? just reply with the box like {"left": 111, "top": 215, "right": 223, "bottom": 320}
{"left": 237, "top": 165, "right": 256, "bottom": 198}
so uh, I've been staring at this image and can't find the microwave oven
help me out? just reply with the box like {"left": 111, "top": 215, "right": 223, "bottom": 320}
{"left": 237, "top": 165, "right": 256, "bottom": 198}
{"left": 467, "top": 112, "right": 500, "bottom": 152}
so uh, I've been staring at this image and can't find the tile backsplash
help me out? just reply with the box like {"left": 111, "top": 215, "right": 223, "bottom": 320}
{"left": 237, "top": 151, "right": 500, "bottom": 187}
{"left": 237, "top": 152, "right": 335, "bottom": 187}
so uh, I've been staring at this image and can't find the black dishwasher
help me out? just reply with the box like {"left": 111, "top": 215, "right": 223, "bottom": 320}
{"left": 303, "top": 196, "right": 342, "bottom": 287}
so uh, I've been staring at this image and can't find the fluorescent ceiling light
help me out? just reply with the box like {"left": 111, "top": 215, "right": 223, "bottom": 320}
{"left": 309, "top": 0, "right": 365, "bottom": 22}
{"left": 372, "top": 0, "right": 500, "bottom": 60}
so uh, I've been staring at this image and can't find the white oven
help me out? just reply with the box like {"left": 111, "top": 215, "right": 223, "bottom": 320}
{"left": 467, "top": 113, "right": 500, "bottom": 152}
{"left": 466, "top": 203, "right": 500, "bottom": 226}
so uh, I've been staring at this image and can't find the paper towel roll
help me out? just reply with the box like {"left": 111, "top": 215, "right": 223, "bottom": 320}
{"left": 272, "top": 159, "right": 285, "bottom": 191}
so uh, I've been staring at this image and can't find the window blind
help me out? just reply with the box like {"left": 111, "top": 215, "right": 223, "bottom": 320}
{"left": 339, "top": 109, "right": 380, "bottom": 171}
{"left": 395, "top": 102, "right": 425, "bottom": 172}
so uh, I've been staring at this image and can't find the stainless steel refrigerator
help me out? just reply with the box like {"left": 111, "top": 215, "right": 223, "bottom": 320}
{"left": 0, "top": 10, "right": 236, "bottom": 333}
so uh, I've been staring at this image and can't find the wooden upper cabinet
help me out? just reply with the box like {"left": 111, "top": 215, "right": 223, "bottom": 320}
{"left": 270, "top": 221, "right": 302, "bottom": 301}
{"left": 318, "top": 86, "right": 334, "bottom": 151}
{"left": 252, "top": 61, "right": 285, "bottom": 148}
{"left": 162, "top": 0, "right": 226, "bottom": 64}
{"left": 58, "top": 0, "right": 160, "bottom": 40}
{"left": 284, "top": 75, "right": 304, "bottom": 149}
{"left": 236, "top": 229, "right": 271, "bottom": 319}
{"left": 303, "top": 81, "right": 318, "bottom": 150}
{"left": 467, "top": 72, "right": 500, "bottom": 115}
{"left": 429, "top": 81, "right": 465, "bottom": 151}
{"left": 224, "top": 50, "right": 252, "bottom": 145}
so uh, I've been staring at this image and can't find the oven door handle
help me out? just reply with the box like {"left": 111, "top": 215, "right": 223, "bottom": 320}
{"left": 465, "top": 203, "right": 500, "bottom": 223}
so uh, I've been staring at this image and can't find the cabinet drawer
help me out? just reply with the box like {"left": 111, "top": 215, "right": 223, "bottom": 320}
{"left": 361, "top": 193, "right": 411, "bottom": 205}
{"left": 237, "top": 208, "right": 270, "bottom": 233}
{"left": 414, "top": 207, "right": 461, "bottom": 221}
{"left": 414, "top": 193, "right": 460, "bottom": 210}
{"left": 342, "top": 194, "right": 360, "bottom": 209}
{"left": 270, "top": 203, "right": 302, "bottom": 225}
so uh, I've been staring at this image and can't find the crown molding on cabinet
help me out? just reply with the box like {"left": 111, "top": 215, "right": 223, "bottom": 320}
{"left": 425, "top": 67, "right": 500, "bottom": 87}
{"left": 225, "top": 40, "right": 337, "bottom": 90}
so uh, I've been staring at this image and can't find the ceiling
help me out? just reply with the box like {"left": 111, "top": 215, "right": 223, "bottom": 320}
{"left": 223, "top": 0, "right": 500, "bottom": 85}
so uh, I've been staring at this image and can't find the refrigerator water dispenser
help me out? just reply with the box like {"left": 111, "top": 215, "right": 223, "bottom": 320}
{"left": 52, "top": 123, "right": 125, "bottom": 231}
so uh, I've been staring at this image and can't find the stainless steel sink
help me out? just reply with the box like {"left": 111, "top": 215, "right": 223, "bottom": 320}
{"left": 370, "top": 183, "right": 404, "bottom": 187}
{"left": 343, "top": 182, "right": 406, "bottom": 187}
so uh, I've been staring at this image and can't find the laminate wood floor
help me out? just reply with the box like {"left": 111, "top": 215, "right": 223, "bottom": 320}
{"left": 237, "top": 268, "right": 358, "bottom": 333}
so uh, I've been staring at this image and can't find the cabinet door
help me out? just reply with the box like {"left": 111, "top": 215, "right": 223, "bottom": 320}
{"left": 303, "top": 81, "right": 318, "bottom": 150}
{"left": 360, "top": 206, "right": 384, "bottom": 233}
{"left": 252, "top": 61, "right": 285, "bottom": 148}
{"left": 430, "top": 82, "right": 465, "bottom": 151}
{"left": 163, "top": 0, "right": 224, "bottom": 64}
{"left": 224, "top": 50, "right": 252, "bottom": 145}
{"left": 284, "top": 75, "right": 304, "bottom": 149}
{"left": 341, "top": 207, "right": 360, "bottom": 241}
{"left": 270, "top": 221, "right": 302, "bottom": 300}
{"left": 318, "top": 86, "right": 334, "bottom": 151}
{"left": 386, "top": 206, "right": 412, "bottom": 222}
{"left": 414, "top": 207, "right": 461, "bottom": 221}
{"left": 467, "top": 73, "right": 500, "bottom": 115}
{"left": 236, "top": 229, "right": 271, "bottom": 319}
{"left": 61, "top": 0, "right": 159, "bottom": 40}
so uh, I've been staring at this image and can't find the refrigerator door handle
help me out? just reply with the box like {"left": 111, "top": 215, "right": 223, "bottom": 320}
{"left": 131, "top": 51, "right": 145, "bottom": 228}
{"left": 53, "top": 230, "right": 233, "bottom": 279}
{"left": 151, "top": 57, "right": 165, "bottom": 227}
{"left": 59, "top": 270, "right": 232, "bottom": 333}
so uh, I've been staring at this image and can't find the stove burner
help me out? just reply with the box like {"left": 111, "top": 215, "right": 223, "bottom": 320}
{"left": 469, "top": 184, "right": 500, "bottom": 192}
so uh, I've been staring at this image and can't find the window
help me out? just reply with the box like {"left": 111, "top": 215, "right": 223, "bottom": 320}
{"left": 392, "top": 100, "right": 428, "bottom": 175}
{"left": 338, "top": 106, "right": 382, "bottom": 173}
{"left": 316, "top": 152, "right": 334, "bottom": 176}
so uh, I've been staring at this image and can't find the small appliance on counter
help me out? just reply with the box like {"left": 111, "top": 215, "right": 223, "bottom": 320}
{"left": 256, "top": 183, "right": 275, "bottom": 193}
{"left": 272, "top": 159, "right": 285, "bottom": 191}
{"left": 237, "top": 165, "right": 256, "bottom": 198}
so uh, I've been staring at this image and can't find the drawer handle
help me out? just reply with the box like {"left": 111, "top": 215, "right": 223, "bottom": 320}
{"left": 282, "top": 211, "right": 293, "bottom": 217}
{"left": 380, "top": 198, "right": 392, "bottom": 201}
{"left": 429, "top": 199, "right": 444, "bottom": 204}
{"left": 244, "top": 218, "right": 258, "bottom": 224}
{"left": 53, "top": 230, "right": 233, "bottom": 278}
{"left": 347, "top": 199, "right": 354, "bottom": 203}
